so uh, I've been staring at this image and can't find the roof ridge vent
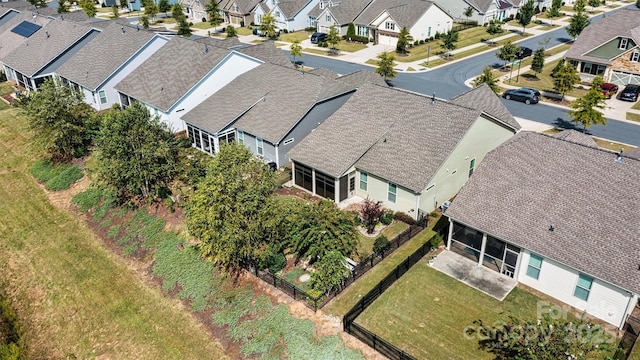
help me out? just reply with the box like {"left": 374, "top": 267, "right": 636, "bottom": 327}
{"left": 615, "top": 148, "right": 624, "bottom": 163}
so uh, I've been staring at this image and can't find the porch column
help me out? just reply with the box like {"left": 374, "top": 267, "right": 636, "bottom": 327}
{"left": 311, "top": 169, "right": 316, "bottom": 194}
{"left": 446, "top": 220, "right": 453, "bottom": 250}
{"left": 291, "top": 162, "right": 297, "bottom": 185}
{"left": 477, "top": 233, "right": 487, "bottom": 267}
{"left": 334, "top": 178, "right": 340, "bottom": 203}
{"left": 212, "top": 136, "right": 220, "bottom": 153}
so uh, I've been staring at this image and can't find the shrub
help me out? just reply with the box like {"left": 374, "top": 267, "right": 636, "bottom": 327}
{"left": 360, "top": 199, "right": 384, "bottom": 234}
{"left": 45, "top": 165, "right": 83, "bottom": 191}
{"left": 430, "top": 233, "right": 443, "bottom": 249}
{"left": 72, "top": 187, "right": 104, "bottom": 212}
{"left": 373, "top": 235, "right": 389, "bottom": 254}
{"left": 164, "top": 197, "right": 175, "bottom": 213}
{"left": 413, "top": 40, "right": 419, "bottom": 46}
{"left": 201, "top": 17, "right": 206, "bottom": 22}
{"left": 0, "top": 71, "right": 6, "bottom": 82}
{"left": 262, "top": 251, "right": 286, "bottom": 273}
{"left": 430, "top": 211, "right": 438, "bottom": 217}
{"left": 305, "top": 26, "right": 316, "bottom": 32}
{"left": 380, "top": 210, "right": 394, "bottom": 225}
{"left": 393, "top": 211, "right": 416, "bottom": 225}
{"left": 321, "top": 41, "right": 328, "bottom": 47}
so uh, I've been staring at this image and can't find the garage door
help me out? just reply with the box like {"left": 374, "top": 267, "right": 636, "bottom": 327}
{"left": 610, "top": 70, "right": 640, "bottom": 86}
{"left": 378, "top": 34, "right": 397, "bottom": 47}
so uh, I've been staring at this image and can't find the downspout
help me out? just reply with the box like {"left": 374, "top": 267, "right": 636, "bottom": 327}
{"left": 620, "top": 293, "right": 638, "bottom": 330}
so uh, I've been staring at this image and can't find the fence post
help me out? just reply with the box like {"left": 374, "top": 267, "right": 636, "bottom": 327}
{"left": 273, "top": 274, "right": 277, "bottom": 287}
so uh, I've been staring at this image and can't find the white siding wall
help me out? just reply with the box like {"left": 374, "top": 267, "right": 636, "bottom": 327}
{"left": 410, "top": 5, "right": 453, "bottom": 42}
{"left": 288, "top": 0, "right": 319, "bottom": 31}
{"left": 518, "top": 250, "right": 633, "bottom": 328}
{"left": 355, "top": 171, "right": 417, "bottom": 215}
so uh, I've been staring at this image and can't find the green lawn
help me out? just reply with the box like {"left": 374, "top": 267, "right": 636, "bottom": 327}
{"left": 626, "top": 112, "right": 640, "bottom": 122}
{"left": 191, "top": 21, "right": 214, "bottom": 30}
{"left": 502, "top": 58, "right": 589, "bottom": 99}
{"left": 356, "top": 221, "right": 410, "bottom": 259}
{"left": 593, "top": 138, "right": 637, "bottom": 152}
{"left": 279, "top": 30, "right": 313, "bottom": 43}
{"left": 356, "top": 260, "right": 615, "bottom": 359}
{"left": 0, "top": 107, "right": 228, "bottom": 359}
{"left": 323, "top": 227, "right": 435, "bottom": 317}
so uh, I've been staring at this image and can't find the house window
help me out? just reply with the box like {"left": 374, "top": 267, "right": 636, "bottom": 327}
{"left": 357, "top": 26, "right": 368, "bottom": 36}
{"left": 631, "top": 52, "right": 640, "bottom": 62}
{"left": 275, "top": 11, "right": 280, "bottom": 18}
{"left": 359, "top": 172, "right": 367, "bottom": 191}
{"left": 427, "top": 26, "right": 431, "bottom": 37}
{"left": 256, "top": 137, "right": 264, "bottom": 155}
{"left": 319, "top": 1, "right": 324, "bottom": 9}
{"left": 526, "top": 253, "right": 543, "bottom": 280}
{"left": 385, "top": 22, "right": 395, "bottom": 31}
{"left": 237, "top": 130, "right": 244, "bottom": 144}
{"left": 98, "top": 90, "right": 107, "bottom": 104}
{"left": 232, "top": 3, "right": 238, "bottom": 12}
{"left": 426, "top": 184, "right": 435, "bottom": 191}
{"left": 469, "top": 158, "right": 475, "bottom": 177}
{"left": 574, "top": 274, "right": 593, "bottom": 301}
{"left": 310, "top": 17, "right": 316, "bottom": 26}
{"left": 388, "top": 182, "right": 397, "bottom": 203}
{"left": 326, "top": 14, "right": 331, "bottom": 22}
{"left": 619, "top": 38, "right": 628, "bottom": 50}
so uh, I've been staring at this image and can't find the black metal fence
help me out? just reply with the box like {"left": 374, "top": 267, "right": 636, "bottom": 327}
{"left": 343, "top": 236, "right": 436, "bottom": 360}
{"left": 247, "top": 224, "right": 425, "bottom": 311}
{"left": 614, "top": 315, "right": 640, "bottom": 359}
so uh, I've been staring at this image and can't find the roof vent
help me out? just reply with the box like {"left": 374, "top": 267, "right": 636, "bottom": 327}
{"left": 548, "top": 224, "right": 554, "bottom": 232}
{"left": 615, "top": 148, "right": 623, "bottom": 163}
{"left": 121, "top": 26, "right": 125, "bottom": 34}
{"left": 45, "top": 30, "right": 49, "bottom": 38}
{"left": 431, "top": 92, "right": 435, "bottom": 105}
{"left": 204, "top": 44, "right": 208, "bottom": 54}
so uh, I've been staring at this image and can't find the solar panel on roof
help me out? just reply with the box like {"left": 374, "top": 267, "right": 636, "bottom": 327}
{"left": 11, "top": 21, "right": 42, "bottom": 38}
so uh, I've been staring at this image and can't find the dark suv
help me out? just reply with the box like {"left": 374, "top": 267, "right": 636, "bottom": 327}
{"left": 515, "top": 47, "right": 533, "bottom": 59}
{"left": 619, "top": 84, "right": 640, "bottom": 102}
{"left": 310, "top": 32, "right": 327, "bottom": 44}
{"left": 502, "top": 87, "right": 541, "bottom": 104}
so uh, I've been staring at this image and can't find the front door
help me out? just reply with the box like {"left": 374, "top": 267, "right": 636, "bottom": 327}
{"left": 501, "top": 247, "right": 519, "bottom": 278}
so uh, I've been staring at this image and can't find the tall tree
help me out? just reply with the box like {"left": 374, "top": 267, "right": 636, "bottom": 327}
{"left": 225, "top": 25, "right": 237, "bottom": 37}
{"left": 374, "top": 51, "right": 397, "bottom": 81}
{"left": 177, "top": 18, "right": 193, "bottom": 36}
{"left": 79, "top": 0, "right": 97, "bottom": 17}
{"left": 570, "top": 76, "right": 607, "bottom": 132}
{"left": 472, "top": 66, "right": 500, "bottom": 94}
{"left": 111, "top": 4, "right": 119, "bottom": 18}
{"left": 496, "top": 40, "right": 518, "bottom": 68}
{"left": 21, "top": 79, "right": 95, "bottom": 162}
{"left": 517, "top": 0, "right": 536, "bottom": 35}
{"left": 158, "top": 0, "right": 171, "bottom": 16}
{"left": 530, "top": 47, "right": 545, "bottom": 76}
{"left": 588, "top": 0, "right": 601, "bottom": 11}
{"left": 143, "top": 0, "right": 158, "bottom": 20}
{"left": 469, "top": 314, "right": 614, "bottom": 359}
{"left": 567, "top": 5, "right": 590, "bottom": 40}
{"left": 289, "top": 39, "right": 302, "bottom": 66}
{"left": 574, "top": 0, "right": 586, "bottom": 12}
{"left": 206, "top": 0, "right": 223, "bottom": 29}
{"left": 346, "top": 22, "right": 355, "bottom": 41}
{"left": 440, "top": 30, "right": 458, "bottom": 58}
{"left": 57, "top": 0, "right": 70, "bottom": 13}
{"left": 94, "top": 102, "right": 181, "bottom": 202}
{"left": 120, "top": 0, "right": 128, "bottom": 9}
{"left": 326, "top": 23, "right": 341, "bottom": 50}
{"left": 553, "top": 62, "right": 581, "bottom": 99}
{"left": 486, "top": 20, "right": 503, "bottom": 43}
{"left": 28, "top": 0, "right": 47, "bottom": 8}
{"left": 463, "top": 6, "right": 474, "bottom": 22}
{"left": 141, "top": 15, "right": 150, "bottom": 29}
{"left": 185, "top": 143, "right": 276, "bottom": 272}
{"left": 171, "top": 3, "right": 184, "bottom": 21}
{"left": 396, "top": 26, "right": 413, "bottom": 55}
{"left": 548, "top": 0, "right": 562, "bottom": 17}
{"left": 259, "top": 12, "right": 278, "bottom": 39}
{"left": 309, "top": 250, "right": 350, "bottom": 292}
{"left": 551, "top": 58, "right": 565, "bottom": 78}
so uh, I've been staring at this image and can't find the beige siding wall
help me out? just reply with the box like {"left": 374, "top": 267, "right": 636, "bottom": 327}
{"left": 356, "top": 172, "right": 417, "bottom": 215}
{"left": 418, "top": 115, "right": 516, "bottom": 213}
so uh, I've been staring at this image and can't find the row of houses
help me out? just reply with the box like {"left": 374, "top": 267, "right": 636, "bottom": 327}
{"left": 2, "top": 0, "right": 639, "bottom": 336}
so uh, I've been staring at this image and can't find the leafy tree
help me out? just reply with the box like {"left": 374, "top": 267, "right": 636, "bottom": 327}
{"left": 111, "top": 5, "right": 119, "bottom": 18}
{"left": 567, "top": 6, "right": 590, "bottom": 40}
{"left": 346, "top": 22, "right": 355, "bottom": 41}
{"left": 57, "top": 0, "right": 70, "bottom": 13}
{"left": 374, "top": 51, "right": 397, "bottom": 81}
{"left": 185, "top": 143, "right": 276, "bottom": 272}
{"left": 588, "top": 0, "right": 601, "bottom": 10}
{"left": 79, "top": 0, "right": 97, "bottom": 17}
{"left": 360, "top": 198, "right": 383, "bottom": 234}
{"left": 463, "top": 6, "right": 474, "bottom": 22}
{"left": 551, "top": 58, "right": 565, "bottom": 78}
{"left": 158, "top": 0, "right": 171, "bottom": 15}
{"left": 141, "top": 15, "right": 150, "bottom": 29}
{"left": 486, "top": 20, "right": 503, "bottom": 41}
{"left": 472, "top": 66, "right": 500, "bottom": 94}
{"left": 289, "top": 39, "right": 302, "bottom": 65}
{"left": 637, "top": 0, "right": 640, "bottom": 9}
{"left": 548, "top": 0, "right": 562, "bottom": 17}
{"left": 206, "top": 0, "right": 223, "bottom": 29}
{"left": 143, "top": 0, "right": 158, "bottom": 20}
{"left": 553, "top": 62, "right": 580, "bottom": 99}
{"left": 120, "top": 0, "right": 128, "bottom": 9}
{"left": 326, "top": 23, "right": 341, "bottom": 50}
{"left": 226, "top": 25, "right": 237, "bottom": 37}
{"left": 21, "top": 79, "right": 95, "bottom": 162}
{"left": 574, "top": 0, "right": 586, "bottom": 12}
{"left": 517, "top": 0, "right": 536, "bottom": 34}
{"left": 570, "top": 75, "right": 607, "bottom": 132}
{"left": 28, "top": 0, "right": 46, "bottom": 8}
{"left": 288, "top": 200, "right": 358, "bottom": 264}
{"left": 440, "top": 30, "right": 458, "bottom": 58}
{"left": 309, "top": 250, "right": 350, "bottom": 292}
{"left": 531, "top": 47, "right": 545, "bottom": 76}
{"left": 396, "top": 26, "right": 413, "bottom": 55}
{"left": 468, "top": 314, "right": 614, "bottom": 359}
{"left": 171, "top": 3, "right": 184, "bottom": 21}
{"left": 94, "top": 102, "right": 181, "bottom": 202}
{"left": 259, "top": 12, "right": 278, "bottom": 39}
{"left": 177, "top": 18, "right": 193, "bottom": 36}
{"left": 496, "top": 40, "right": 518, "bottom": 68}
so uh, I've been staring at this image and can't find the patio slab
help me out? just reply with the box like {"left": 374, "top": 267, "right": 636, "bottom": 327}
{"left": 429, "top": 250, "right": 516, "bottom": 301}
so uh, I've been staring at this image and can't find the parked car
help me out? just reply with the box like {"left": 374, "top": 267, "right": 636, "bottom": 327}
{"left": 515, "top": 47, "right": 533, "bottom": 59}
{"left": 619, "top": 84, "right": 640, "bottom": 102}
{"left": 252, "top": 27, "right": 280, "bottom": 37}
{"left": 502, "top": 87, "right": 541, "bottom": 104}
{"left": 600, "top": 83, "right": 619, "bottom": 99}
{"left": 310, "top": 32, "right": 327, "bottom": 44}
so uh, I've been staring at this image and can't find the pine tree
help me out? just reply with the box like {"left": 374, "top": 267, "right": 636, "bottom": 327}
{"left": 374, "top": 51, "right": 397, "bottom": 81}
{"left": 396, "top": 27, "right": 413, "bottom": 55}
{"left": 472, "top": 66, "right": 500, "bottom": 94}
{"left": 346, "top": 22, "right": 355, "bottom": 41}
{"left": 517, "top": 0, "right": 536, "bottom": 35}
{"left": 553, "top": 62, "right": 581, "bottom": 99}
{"left": 530, "top": 47, "right": 545, "bottom": 76}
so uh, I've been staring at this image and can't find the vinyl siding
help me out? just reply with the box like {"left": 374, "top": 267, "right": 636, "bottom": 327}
{"left": 410, "top": 5, "right": 452, "bottom": 42}
{"left": 356, "top": 171, "right": 417, "bottom": 215}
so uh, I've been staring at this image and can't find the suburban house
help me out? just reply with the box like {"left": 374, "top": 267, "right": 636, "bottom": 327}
{"left": 219, "top": 0, "right": 261, "bottom": 25}
{"left": 56, "top": 21, "right": 170, "bottom": 111}
{"left": 565, "top": 9, "right": 640, "bottom": 85}
{"left": 352, "top": 0, "right": 453, "bottom": 47}
{"left": 0, "top": 8, "right": 52, "bottom": 67}
{"left": 434, "top": 0, "right": 519, "bottom": 26}
{"left": 310, "top": 0, "right": 372, "bottom": 34}
{"left": 443, "top": 131, "right": 640, "bottom": 329}
{"left": 114, "top": 38, "right": 290, "bottom": 132}
{"left": 1, "top": 17, "right": 101, "bottom": 91}
{"left": 287, "top": 83, "right": 520, "bottom": 219}
{"left": 180, "top": 0, "right": 210, "bottom": 22}
{"left": 180, "top": 64, "right": 369, "bottom": 166}
{"left": 252, "top": 0, "right": 319, "bottom": 32}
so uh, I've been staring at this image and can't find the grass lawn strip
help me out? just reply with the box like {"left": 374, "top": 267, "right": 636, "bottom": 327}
{"left": 0, "top": 108, "right": 228, "bottom": 359}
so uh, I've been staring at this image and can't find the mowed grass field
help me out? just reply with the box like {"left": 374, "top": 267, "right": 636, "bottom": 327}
{"left": 0, "top": 107, "right": 228, "bottom": 359}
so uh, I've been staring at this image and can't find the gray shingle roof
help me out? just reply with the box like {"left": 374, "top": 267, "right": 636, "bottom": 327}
{"left": 625, "top": 147, "right": 640, "bottom": 159}
{"left": 0, "top": 11, "right": 52, "bottom": 60}
{"left": 56, "top": 21, "right": 156, "bottom": 91}
{"left": 450, "top": 84, "right": 521, "bottom": 131}
{"left": 336, "top": 69, "right": 389, "bottom": 87}
{"left": 1, "top": 17, "right": 93, "bottom": 77}
{"left": 236, "top": 40, "right": 294, "bottom": 67}
{"left": 320, "top": 0, "right": 373, "bottom": 25}
{"left": 565, "top": 9, "right": 640, "bottom": 65}
{"left": 463, "top": 0, "right": 493, "bottom": 13}
{"left": 308, "top": 66, "right": 339, "bottom": 78}
{"left": 553, "top": 129, "right": 598, "bottom": 148}
{"left": 114, "top": 36, "right": 235, "bottom": 112}
{"left": 289, "top": 83, "right": 495, "bottom": 192}
{"left": 276, "top": 0, "right": 312, "bottom": 19}
{"left": 222, "top": 0, "right": 261, "bottom": 13}
{"left": 354, "top": 0, "right": 435, "bottom": 28}
{"left": 182, "top": 63, "right": 355, "bottom": 143}
{"left": 445, "top": 131, "right": 640, "bottom": 294}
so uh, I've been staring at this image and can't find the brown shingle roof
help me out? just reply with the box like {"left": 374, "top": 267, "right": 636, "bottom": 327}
{"left": 445, "top": 132, "right": 640, "bottom": 294}
{"left": 319, "top": 0, "right": 373, "bottom": 25}
{"left": 336, "top": 69, "right": 389, "bottom": 88}
{"left": 553, "top": 129, "right": 598, "bottom": 148}
{"left": 450, "top": 84, "right": 521, "bottom": 131}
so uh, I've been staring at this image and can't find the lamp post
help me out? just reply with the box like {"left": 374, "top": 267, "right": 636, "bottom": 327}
{"left": 427, "top": 45, "right": 431, "bottom": 66}
{"left": 516, "top": 59, "right": 522, "bottom": 82}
